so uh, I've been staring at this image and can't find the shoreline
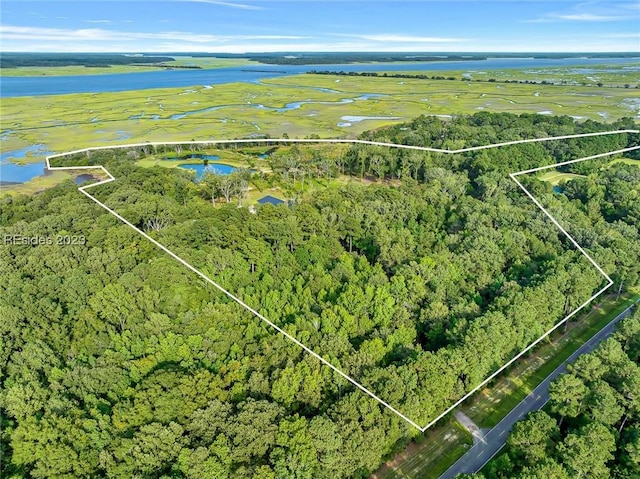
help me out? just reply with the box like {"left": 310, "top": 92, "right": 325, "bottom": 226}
{"left": 2, "top": 57, "right": 638, "bottom": 98}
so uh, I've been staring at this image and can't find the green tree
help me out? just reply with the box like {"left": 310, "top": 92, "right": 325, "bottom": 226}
{"left": 557, "top": 422, "right": 616, "bottom": 479}
{"left": 548, "top": 374, "right": 588, "bottom": 424}
{"left": 507, "top": 411, "right": 559, "bottom": 464}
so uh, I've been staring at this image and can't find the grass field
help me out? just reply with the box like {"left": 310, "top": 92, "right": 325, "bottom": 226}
{"left": 372, "top": 291, "right": 640, "bottom": 479}
{"left": 608, "top": 157, "right": 640, "bottom": 167}
{"left": 3, "top": 70, "right": 638, "bottom": 158}
{"left": 0, "top": 56, "right": 257, "bottom": 76}
{"left": 537, "top": 156, "right": 640, "bottom": 187}
{"left": 2, "top": 64, "right": 638, "bottom": 195}
{"left": 538, "top": 171, "right": 584, "bottom": 185}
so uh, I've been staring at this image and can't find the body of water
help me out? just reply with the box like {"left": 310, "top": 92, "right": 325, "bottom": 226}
{"left": 0, "top": 144, "right": 53, "bottom": 183}
{"left": 0, "top": 144, "right": 53, "bottom": 162}
{"left": 74, "top": 174, "right": 98, "bottom": 185}
{"left": 0, "top": 161, "right": 45, "bottom": 183}
{"left": 179, "top": 163, "right": 242, "bottom": 178}
{"left": 2, "top": 58, "right": 637, "bottom": 97}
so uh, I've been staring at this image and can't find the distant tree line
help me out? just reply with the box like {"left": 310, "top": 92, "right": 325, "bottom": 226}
{"left": 182, "top": 51, "right": 639, "bottom": 64}
{"left": 184, "top": 52, "right": 489, "bottom": 64}
{"left": 307, "top": 70, "right": 640, "bottom": 88}
{"left": 0, "top": 53, "right": 176, "bottom": 68}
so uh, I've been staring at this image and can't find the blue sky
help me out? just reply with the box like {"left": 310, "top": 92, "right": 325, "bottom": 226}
{"left": 1, "top": 1, "right": 639, "bottom": 52}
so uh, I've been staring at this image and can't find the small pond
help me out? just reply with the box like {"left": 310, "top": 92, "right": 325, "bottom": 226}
{"left": 74, "top": 174, "right": 98, "bottom": 186}
{"left": 179, "top": 163, "right": 245, "bottom": 179}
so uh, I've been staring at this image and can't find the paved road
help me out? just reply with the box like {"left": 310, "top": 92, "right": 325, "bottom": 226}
{"left": 440, "top": 298, "right": 639, "bottom": 479}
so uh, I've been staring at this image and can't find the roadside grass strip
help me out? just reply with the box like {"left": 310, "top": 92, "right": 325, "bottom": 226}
{"left": 46, "top": 130, "right": 640, "bottom": 431}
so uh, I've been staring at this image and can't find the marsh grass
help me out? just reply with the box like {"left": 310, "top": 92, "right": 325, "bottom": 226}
{"left": 3, "top": 73, "right": 636, "bottom": 156}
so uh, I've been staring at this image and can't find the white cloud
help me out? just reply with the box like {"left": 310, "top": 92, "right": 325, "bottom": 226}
{"left": 524, "top": 1, "right": 635, "bottom": 23}
{"left": 551, "top": 13, "right": 626, "bottom": 21}
{"left": 86, "top": 20, "right": 112, "bottom": 24}
{"left": 0, "top": 25, "right": 309, "bottom": 46}
{"left": 188, "top": 0, "right": 264, "bottom": 10}
{"left": 351, "top": 34, "right": 467, "bottom": 43}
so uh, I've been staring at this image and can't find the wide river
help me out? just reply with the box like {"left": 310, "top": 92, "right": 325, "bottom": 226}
{"left": 2, "top": 57, "right": 637, "bottom": 98}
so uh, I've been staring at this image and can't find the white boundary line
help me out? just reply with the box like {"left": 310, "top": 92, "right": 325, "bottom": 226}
{"left": 45, "top": 130, "right": 639, "bottom": 431}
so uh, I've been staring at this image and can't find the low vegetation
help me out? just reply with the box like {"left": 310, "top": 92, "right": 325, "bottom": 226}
{"left": 2, "top": 69, "right": 637, "bottom": 157}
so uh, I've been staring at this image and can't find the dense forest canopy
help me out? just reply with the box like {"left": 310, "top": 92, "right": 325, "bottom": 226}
{"left": 1, "top": 112, "right": 639, "bottom": 478}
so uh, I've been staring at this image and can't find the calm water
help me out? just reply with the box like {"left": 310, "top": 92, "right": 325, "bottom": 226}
{"left": 0, "top": 144, "right": 53, "bottom": 183}
{"left": 0, "top": 144, "right": 53, "bottom": 161}
{"left": 2, "top": 58, "right": 637, "bottom": 97}
{"left": 0, "top": 161, "right": 45, "bottom": 183}
{"left": 179, "top": 163, "right": 241, "bottom": 178}
{"left": 74, "top": 174, "right": 98, "bottom": 185}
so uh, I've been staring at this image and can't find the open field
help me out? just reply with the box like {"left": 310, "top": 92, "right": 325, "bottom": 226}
{"left": 3, "top": 71, "right": 638, "bottom": 159}
{"left": 372, "top": 291, "right": 640, "bottom": 479}
{"left": 0, "top": 56, "right": 257, "bottom": 76}
{"left": 537, "top": 157, "right": 640, "bottom": 186}
{"left": 608, "top": 157, "right": 640, "bottom": 167}
{"left": 261, "top": 74, "right": 639, "bottom": 121}
{"left": 538, "top": 170, "right": 584, "bottom": 185}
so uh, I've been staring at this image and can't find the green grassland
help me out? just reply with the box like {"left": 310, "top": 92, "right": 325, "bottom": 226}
{"left": 537, "top": 158, "right": 640, "bottom": 186}
{"left": 137, "top": 144, "right": 355, "bottom": 205}
{"left": 262, "top": 73, "right": 638, "bottom": 120}
{"left": 608, "top": 157, "right": 640, "bottom": 167}
{"left": 537, "top": 171, "right": 584, "bottom": 185}
{"left": 0, "top": 56, "right": 257, "bottom": 76}
{"left": 3, "top": 71, "right": 638, "bottom": 159}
